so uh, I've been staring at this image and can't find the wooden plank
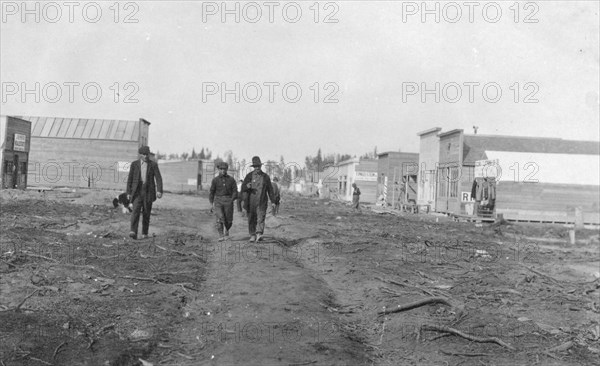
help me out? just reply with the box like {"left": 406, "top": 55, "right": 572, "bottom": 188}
{"left": 48, "top": 118, "right": 63, "bottom": 137}
{"left": 40, "top": 117, "right": 55, "bottom": 137}
{"left": 57, "top": 118, "right": 72, "bottom": 137}
{"left": 82, "top": 119, "right": 95, "bottom": 138}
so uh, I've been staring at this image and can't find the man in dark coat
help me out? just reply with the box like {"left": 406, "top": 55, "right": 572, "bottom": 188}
{"left": 241, "top": 156, "right": 275, "bottom": 242}
{"left": 209, "top": 162, "right": 238, "bottom": 241}
{"left": 126, "top": 146, "right": 163, "bottom": 239}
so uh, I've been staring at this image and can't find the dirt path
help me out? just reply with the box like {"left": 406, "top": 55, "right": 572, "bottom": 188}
{"left": 1, "top": 190, "right": 599, "bottom": 365}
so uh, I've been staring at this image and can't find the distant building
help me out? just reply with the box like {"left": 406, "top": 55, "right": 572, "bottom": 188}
{"left": 18, "top": 116, "right": 150, "bottom": 190}
{"left": 336, "top": 157, "right": 378, "bottom": 203}
{"left": 377, "top": 151, "right": 419, "bottom": 207}
{"left": 158, "top": 159, "right": 226, "bottom": 193}
{"left": 0, "top": 116, "right": 32, "bottom": 189}
{"left": 418, "top": 128, "right": 600, "bottom": 224}
{"left": 416, "top": 128, "right": 442, "bottom": 211}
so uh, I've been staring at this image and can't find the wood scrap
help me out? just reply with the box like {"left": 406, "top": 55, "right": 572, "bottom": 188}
{"left": 15, "top": 289, "right": 40, "bottom": 312}
{"left": 545, "top": 341, "right": 574, "bottom": 353}
{"left": 378, "top": 297, "right": 452, "bottom": 315}
{"left": 421, "top": 324, "right": 516, "bottom": 351}
{"left": 520, "top": 264, "right": 564, "bottom": 287}
{"left": 440, "top": 350, "right": 492, "bottom": 357}
{"left": 155, "top": 245, "right": 202, "bottom": 259}
{"left": 374, "top": 276, "right": 435, "bottom": 296}
{"left": 52, "top": 341, "right": 67, "bottom": 360}
{"left": 27, "top": 356, "right": 53, "bottom": 365}
{"left": 21, "top": 251, "right": 57, "bottom": 262}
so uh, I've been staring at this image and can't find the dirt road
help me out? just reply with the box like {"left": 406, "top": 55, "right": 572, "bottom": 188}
{"left": 1, "top": 189, "right": 599, "bottom": 365}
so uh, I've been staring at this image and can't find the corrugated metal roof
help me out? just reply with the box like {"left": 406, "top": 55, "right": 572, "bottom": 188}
{"left": 19, "top": 116, "right": 141, "bottom": 141}
{"left": 484, "top": 151, "right": 600, "bottom": 185}
{"left": 464, "top": 135, "right": 600, "bottom": 164}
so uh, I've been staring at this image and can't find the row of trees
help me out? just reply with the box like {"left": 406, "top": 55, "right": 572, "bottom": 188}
{"left": 155, "top": 147, "right": 213, "bottom": 161}
{"left": 157, "top": 146, "right": 382, "bottom": 174}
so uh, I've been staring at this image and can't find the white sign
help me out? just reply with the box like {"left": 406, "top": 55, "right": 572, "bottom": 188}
{"left": 461, "top": 191, "right": 474, "bottom": 202}
{"left": 354, "top": 171, "right": 377, "bottom": 181}
{"left": 118, "top": 161, "right": 130, "bottom": 172}
{"left": 187, "top": 178, "right": 198, "bottom": 186}
{"left": 14, "top": 134, "right": 26, "bottom": 151}
{"left": 475, "top": 159, "right": 500, "bottom": 179}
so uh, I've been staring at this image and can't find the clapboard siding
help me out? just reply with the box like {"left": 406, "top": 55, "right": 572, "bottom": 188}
{"left": 496, "top": 182, "right": 599, "bottom": 223}
{"left": 159, "top": 161, "right": 200, "bottom": 192}
{"left": 28, "top": 138, "right": 139, "bottom": 189}
{"left": 377, "top": 152, "right": 419, "bottom": 205}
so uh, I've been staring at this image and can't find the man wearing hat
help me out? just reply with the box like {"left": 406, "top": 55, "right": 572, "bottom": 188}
{"left": 241, "top": 156, "right": 275, "bottom": 242}
{"left": 209, "top": 161, "right": 238, "bottom": 241}
{"left": 126, "top": 146, "right": 163, "bottom": 239}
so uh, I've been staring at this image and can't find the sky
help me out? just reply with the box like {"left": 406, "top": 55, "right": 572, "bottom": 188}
{"left": 1, "top": 1, "right": 599, "bottom": 165}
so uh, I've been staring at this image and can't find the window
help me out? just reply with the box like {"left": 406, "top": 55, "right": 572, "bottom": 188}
{"left": 437, "top": 167, "right": 448, "bottom": 198}
{"left": 449, "top": 166, "right": 459, "bottom": 198}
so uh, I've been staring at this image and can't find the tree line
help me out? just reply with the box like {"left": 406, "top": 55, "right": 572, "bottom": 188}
{"left": 156, "top": 146, "right": 382, "bottom": 173}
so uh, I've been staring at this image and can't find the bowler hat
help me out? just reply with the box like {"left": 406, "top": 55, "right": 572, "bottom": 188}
{"left": 251, "top": 156, "right": 262, "bottom": 167}
{"left": 138, "top": 146, "right": 151, "bottom": 155}
{"left": 217, "top": 162, "right": 228, "bottom": 170}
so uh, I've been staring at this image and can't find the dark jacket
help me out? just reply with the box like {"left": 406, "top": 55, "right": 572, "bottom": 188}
{"left": 209, "top": 174, "right": 238, "bottom": 204}
{"left": 126, "top": 159, "right": 163, "bottom": 202}
{"left": 242, "top": 169, "right": 274, "bottom": 211}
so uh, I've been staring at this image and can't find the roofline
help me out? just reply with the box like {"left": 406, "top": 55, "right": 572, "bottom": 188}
{"left": 16, "top": 115, "right": 144, "bottom": 124}
{"left": 140, "top": 118, "right": 151, "bottom": 125}
{"left": 465, "top": 133, "right": 562, "bottom": 140}
{"left": 417, "top": 127, "right": 442, "bottom": 136}
{"left": 30, "top": 136, "right": 139, "bottom": 142}
{"left": 2, "top": 115, "right": 32, "bottom": 125}
{"left": 377, "top": 151, "right": 419, "bottom": 157}
{"left": 438, "top": 129, "right": 464, "bottom": 138}
{"left": 337, "top": 157, "right": 359, "bottom": 165}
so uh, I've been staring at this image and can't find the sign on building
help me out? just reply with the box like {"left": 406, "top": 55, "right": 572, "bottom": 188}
{"left": 475, "top": 159, "right": 500, "bottom": 179}
{"left": 461, "top": 192, "right": 474, "bottom": 202}
{"left": 14, "top": 134, "right": 26, "bottom": 151}
{"left": 355, "top": 171, "right": 377, "bottom": 181}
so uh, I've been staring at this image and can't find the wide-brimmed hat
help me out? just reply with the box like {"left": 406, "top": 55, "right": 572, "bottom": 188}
{"left": 217, "top": 162, "right": 229, "bottom": 170}
{"left": 251, "top": 156, "right": 262, "bottom": 167}
{"left": 138, "top": 146, "right": 150, "bottom": 155}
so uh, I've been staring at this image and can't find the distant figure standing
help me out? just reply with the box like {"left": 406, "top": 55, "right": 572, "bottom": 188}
{"left": 271, "top": 177, "right": 281, "bottom": 216}
{"left": 209, "top": 162, "right": 238, "bottom": 241}
{"left": 352, "top": 183, "right": 361, "bottom": 211}
{"left": 242, "top": 156, "right": 275, "bottom": 242}
{"left": 236, "top": 179, "right": 246, "bottom": 217}
{"left": 127, "top": 146, "right": 163, "bottom": 239}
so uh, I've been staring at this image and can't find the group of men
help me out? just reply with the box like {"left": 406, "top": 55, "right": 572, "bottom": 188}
{"left": 209, "top": 155, "right": 281, "bottom": 242}
{"left": 123, "top": 146, "right": 281, "bottom": 242}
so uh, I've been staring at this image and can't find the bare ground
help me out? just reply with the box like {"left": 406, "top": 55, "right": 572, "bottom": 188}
{"left": 1, "top": 189, "right": 599, "bottom": 366}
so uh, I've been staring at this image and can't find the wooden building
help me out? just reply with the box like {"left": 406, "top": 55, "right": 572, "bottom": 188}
{"left": 0, "top": 116, "right": 32, "bottom": 189}
{"left": 158, "top": 159, "right": 227, "bottom": 193}
{"left": 418, "top": 129, "right": 600, "bottom": 224}
{"left": 416, "top": 128, "right": 441, "bottom": 211}
{"left": 376, "top": 151, "right": 419, "bottom": 206}
{"left": 18, "top": 116, "right": 150, "bottom": 190}
{"left": 337, "top": 158, "right": 378, "bottom": 203}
